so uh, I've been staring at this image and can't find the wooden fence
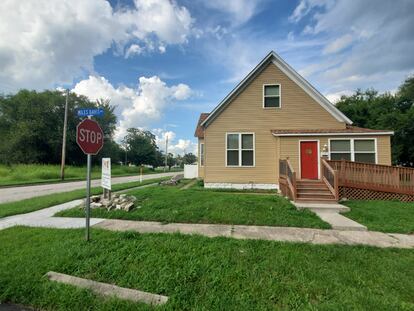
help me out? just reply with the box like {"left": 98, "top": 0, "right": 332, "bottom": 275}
{"left": 327, "top": 160, "right": 414, "bottom": 195}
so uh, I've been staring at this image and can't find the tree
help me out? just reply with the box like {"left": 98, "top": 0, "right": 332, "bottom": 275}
{"left": 166, "top": 153, "right": 176, "bottom": 170}
{"left": 336, "top": 77, "right": 414, "bottom": 166}
{"left": 182, "top": 153, "right": 197, "bottom": 165}
{"left": 0, "top": 90, "right": 119, "bottom": 165}
{"left": 122, "top": 128, "right": 159, "bottom": 166}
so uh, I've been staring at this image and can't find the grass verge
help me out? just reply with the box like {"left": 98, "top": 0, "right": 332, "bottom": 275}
{"left": 0, "top": 177, "right": 169, "bottom": 218}
{"left": 0, "top": 227, "right": 413, "bottom": 310}
{"left": 0, "top": 164, "right": 182, "bottom": 187}
{"left": 57, "top": 184, "right": 330, "bottom": 229}
{"left": 343, "top": 200, "right": 414, "bottom": 234}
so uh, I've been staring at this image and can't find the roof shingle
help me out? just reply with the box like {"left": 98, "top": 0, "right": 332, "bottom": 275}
{"left": 194, "top": 113, "right": 210, "bottom": 138}
{"left": 271, "top": 125, "right": 393, "bottom": 136}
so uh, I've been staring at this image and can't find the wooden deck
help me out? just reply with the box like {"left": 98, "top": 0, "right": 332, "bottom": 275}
{"left": 279, "top": 158, "right": 414, "bottom": 202}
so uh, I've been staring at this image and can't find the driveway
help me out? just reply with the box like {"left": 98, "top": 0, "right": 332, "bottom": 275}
{"left": 0, "top": 172, "right": 179, "bottom": 204}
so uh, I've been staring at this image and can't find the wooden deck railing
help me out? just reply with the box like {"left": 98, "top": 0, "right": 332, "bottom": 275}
{"left": 279, "top": 158, "right": 296, "bottom": 200}
{"left": 321, "top": 158, "right": 339, "bottom": 201}
{"left": 327, "top": 160, "right": 414, "bottom": 195}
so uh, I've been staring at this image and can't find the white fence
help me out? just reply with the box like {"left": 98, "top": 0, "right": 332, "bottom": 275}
{"left": 184, "top": 164, "right": 198, "bottom": 179}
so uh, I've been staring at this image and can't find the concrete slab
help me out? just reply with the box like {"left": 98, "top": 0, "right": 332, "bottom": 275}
{"left": 95, "top": 219, "right": 233, "bottom": 238}
{"left": 313, "top": 211, "right": 367, "bottom": 231}
{"left": 46, "top": 271, "right": 168, "bottom": 305}
{"left": 293, "top": 201, "right": 350, "bottom": 213}
{"left": 232, "top": 225, "right": 316, "bottom": 243}
{"left": 94, "top": 219, "right": 413, "bottom": 249}
{"left": 334, "top": 231, "right": 401, "bottom": 248}
{"left": 386, "top": 233, "right": 414, "bottom": 248}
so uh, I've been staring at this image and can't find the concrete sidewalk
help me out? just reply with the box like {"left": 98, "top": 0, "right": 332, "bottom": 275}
{"left": 95, "top": 219, "right": 414, "bottom": 249}
{"left": 0, "top": 200, "right": 105, "bottom": 230}
{"left": 293, "top": 201, "right": 367, "bottom": 231}
{"left": 1, "top": 198, "right": 413, "bottom": 249}
{"left": 0, "top": 172, "right": 178, "bottom": 204}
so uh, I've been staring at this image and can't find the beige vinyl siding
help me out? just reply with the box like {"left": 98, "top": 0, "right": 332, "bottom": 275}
{"left": 279, "top": 135, "right": 392, "bottom": 179}
{"left": 204, "top": 62, "right": 346, "bottom": 184}
{"left": 198, "top": 138, "right": 205, "bottom": 178}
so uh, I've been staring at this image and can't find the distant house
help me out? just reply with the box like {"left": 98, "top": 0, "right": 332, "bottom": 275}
{"left": 194, "top": 51, "right": 393, "bottom": 191}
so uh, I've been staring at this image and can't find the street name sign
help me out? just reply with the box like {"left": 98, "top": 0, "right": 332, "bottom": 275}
{"left": 101, "top": 158, "right": 111, "bottom": 190}
{"left": 76, "top": 119, "right": 104, "bottom": 155}
{"left": 77, "top": 108, "right": 104, "bottom": 117}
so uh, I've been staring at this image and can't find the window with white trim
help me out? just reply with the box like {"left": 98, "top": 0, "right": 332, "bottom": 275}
{"left": 200, "top": 143, "right": 205, "bottom": 166}
{"left": 226, "top": 133, "right": 254, "bottom": 166}
{"left": 330, "top": 139, "right": 376, "bottom": 164}
{"left": 263, "top": 84, "right": 280, "bottom": 108}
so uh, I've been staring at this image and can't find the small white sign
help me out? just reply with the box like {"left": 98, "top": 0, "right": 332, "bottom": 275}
{"left": 101, "top": 158, "right": 111, "bottom": 190}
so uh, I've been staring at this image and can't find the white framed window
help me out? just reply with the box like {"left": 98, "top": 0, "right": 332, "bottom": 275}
{"left": 329, "top": 138, "right": 377, "bottom": 164}
{"left": 263, "top": 84, "right": 281, "bottom": 108}
{"left": 199, "top": 143, "right": 205, "bottom": 166}
{"left": 226, "top": 133, "right": 255, "bottom": 167}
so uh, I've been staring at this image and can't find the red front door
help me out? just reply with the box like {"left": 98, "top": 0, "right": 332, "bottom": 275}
{"left": 300, "top": 141, "right": 318, "bottom": 179}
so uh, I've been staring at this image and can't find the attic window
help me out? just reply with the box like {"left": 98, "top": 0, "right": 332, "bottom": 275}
{"left": 263, "top": 84, "right": 280, "bottom": 108}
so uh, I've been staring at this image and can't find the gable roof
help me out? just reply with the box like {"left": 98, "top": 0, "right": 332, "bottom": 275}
{"left": 194, "top": 113, "right": 210, "bottom": 138}
{"left": 201, "top": 51, "right": 353, "bottom": 128}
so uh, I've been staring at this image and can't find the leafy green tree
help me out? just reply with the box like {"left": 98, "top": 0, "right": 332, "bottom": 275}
{"left": 166, "top": 153, "right": 176, "bottom": 170}
{"left": 0, "top": 90, "right": 119, "bottom": 165}
{"left": 122, "top": 128, "right": 159, "bottom": 166}
{"left": 182, "top": 153, "right": 197, "bottom": 165}
{"left": 336, "top": 77, "right": 414, "bottom": 166}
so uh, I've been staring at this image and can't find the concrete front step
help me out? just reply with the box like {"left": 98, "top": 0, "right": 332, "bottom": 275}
{"left": 293, "top": 202, "right": 350, "bottom": 213}
{"left": 298, "top": 198, "right": 336, "bottom": 202}
{"left": 294, "top": 202, "right": 348, "bottom": 211}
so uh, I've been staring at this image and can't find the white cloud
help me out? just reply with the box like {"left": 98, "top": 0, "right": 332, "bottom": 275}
{"left": 289, "top": 0, "right": 414, "bottom": 94}
{"left": 322, "top": 34, "right": 353, "bottom": 54}
{"left": 202, "top": 0, "right": 265, "bottom": 25}
{"left": 289, "top": 0, "right": 333, "bottom": 23}
{"left": 125, "top": 44, "right": 143, "bottom": 58}
{"left": 117, "top": 0, "right": 193, "bottom": 45}
{"left": 325, "top": 90, "right": 353, "bottom": 104}
{"left": 0, "top": 0, "right": 195, "bottom": 92}
{"left": 153, "top": 128, "right": 197, "bottom": 155}
{"left": 72, "top": 75, "right": 192, "bottom": 142}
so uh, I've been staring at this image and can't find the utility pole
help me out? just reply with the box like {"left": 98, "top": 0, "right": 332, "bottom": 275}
{"left": 60, "top": 89, "right": 69, "bottom": 180}
{"left": 164, "top": 134, "right": 168, "bottom": 172}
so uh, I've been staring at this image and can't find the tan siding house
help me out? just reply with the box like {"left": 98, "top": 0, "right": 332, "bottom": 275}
{"left": 195, "top": 51, "right": 393, "bottom": 189}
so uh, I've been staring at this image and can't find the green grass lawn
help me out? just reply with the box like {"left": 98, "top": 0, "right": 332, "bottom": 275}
{"left": 0, "top": 227, "right": 413, "bottom": 310}
{"left": 0, "top": 177, "right": 169, "bottom": 218}
{"left": 57, "top": 184, "right": 330, "bottom": 229}
{"left": 0, "top": 164, "right": 182, "bottom": 187}
{"left": 343, "top": 200, "right": 414, "bottom": 234}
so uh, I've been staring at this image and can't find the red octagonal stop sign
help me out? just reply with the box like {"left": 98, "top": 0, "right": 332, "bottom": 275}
{"left": 76, "top": 119, "right": 104, "bottom": 155}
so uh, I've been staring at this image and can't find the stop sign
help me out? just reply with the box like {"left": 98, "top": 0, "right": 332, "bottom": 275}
{"left": 76, "top": 119, "right": 104, "bottom": 155}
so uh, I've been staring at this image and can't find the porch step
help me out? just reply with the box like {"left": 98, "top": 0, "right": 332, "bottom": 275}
{"left": 297, "top": 188, "right": 332, "bottom": 194}
{"left": 295, "top": 179, "right": 337, "bottom": 204}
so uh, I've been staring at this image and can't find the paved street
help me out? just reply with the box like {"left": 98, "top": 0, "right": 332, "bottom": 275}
{"left": 0, "top": 172, "right": 178, "bottom": 204}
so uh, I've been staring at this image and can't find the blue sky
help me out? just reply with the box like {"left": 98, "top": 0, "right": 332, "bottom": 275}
{"left": 1, "top": 0, "right": 413, "bottom": 154}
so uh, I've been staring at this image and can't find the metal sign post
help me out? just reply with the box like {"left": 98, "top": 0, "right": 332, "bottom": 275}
{"left": 86, "top": 152, "right": 91, "bottom": 241}
{"left": 76, "top": 113, "right": 104, "bottom": 242}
